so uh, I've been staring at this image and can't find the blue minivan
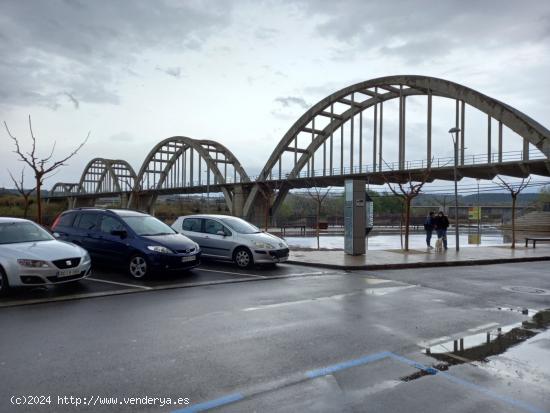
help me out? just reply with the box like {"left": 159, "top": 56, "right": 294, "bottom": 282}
{"left": 51, "top": 208, "right": 201, "bottom": 279}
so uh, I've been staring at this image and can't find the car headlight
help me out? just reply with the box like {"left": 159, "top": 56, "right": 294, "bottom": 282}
{"left": 194, "top": 242, "right": 200, "bottom": 252}
{"left": 147, "top": 245, "right": 173, "bottom": 254}
{"left": 253, "top": 241, "right": 275, "bottom": 249}
{"left": 17, "top": 259, "right": 50, "bottom": 268}
{"left": 82, "top": 252, "right": 91, "bottom": 263}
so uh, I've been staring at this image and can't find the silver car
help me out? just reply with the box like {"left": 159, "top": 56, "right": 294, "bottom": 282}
{"left": 0, "top": 217, "right": 91, "bottom": 296}
{"left": 171, "top": 215, "right": 289, "bottom": 268}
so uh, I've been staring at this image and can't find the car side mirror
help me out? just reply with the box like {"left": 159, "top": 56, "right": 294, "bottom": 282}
{"left": 52, "top": 232, "right": 60, "bottom": 238}
{"left": 111, "top": 229, "right": 128, "bottom": 239}
{"left": 216, "top": 230, "right": 226, "bottom": 237}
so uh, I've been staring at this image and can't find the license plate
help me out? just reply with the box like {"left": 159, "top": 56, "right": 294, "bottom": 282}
{"left": 181, "top": 256, "right": 196, "bottom": 263}
{"left": 57, "top": 268, "right": 81, "bottom": 277}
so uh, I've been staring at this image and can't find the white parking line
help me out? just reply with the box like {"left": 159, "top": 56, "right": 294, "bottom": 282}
{"left": 199, "top": 268, "right": 267, "bottom": 279}
{"left": 418, "top": 322, "right": 501, "bottom": 348}
{"left": 285, "top": 271, "right": 326, "bottom": 277}
{"left": 87, "top": 278, "right": 152, "bottom": 290}
{"left": 243, "top": 291, "right": 361, "bottom": 311}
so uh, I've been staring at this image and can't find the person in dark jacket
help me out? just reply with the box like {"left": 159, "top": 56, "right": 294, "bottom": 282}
{"left": 424, "top": 211, "right": 435, "bottom": 248}
{"left": 433, "top": 211, "right": 450, "bottom": 250}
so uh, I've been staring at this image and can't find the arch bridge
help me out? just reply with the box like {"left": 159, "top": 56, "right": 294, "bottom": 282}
{"left": 48, "top": 75, "right": 550, "bottom": 222}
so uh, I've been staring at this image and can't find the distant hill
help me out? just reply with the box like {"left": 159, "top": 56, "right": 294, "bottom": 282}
{"left": 408, "top": 192, "right": 539, "bottom": 206}
{"left": 0, "top": 188, "right": 49, "bottom": 196}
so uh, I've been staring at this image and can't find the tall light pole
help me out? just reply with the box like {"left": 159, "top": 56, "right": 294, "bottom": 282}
{"left": 449, "top": 127, "right": 461, "bottom": 251}
{"left": 204, "top": 168, "right": 210, "bottom": 213}
{"left": 477, "top": 178, "right": 481, "bottom": 239}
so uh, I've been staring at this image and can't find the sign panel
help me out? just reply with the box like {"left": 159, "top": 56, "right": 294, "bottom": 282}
{"left": 468, "top": 234, "right": 481, "bottom": 245}
{"left": 344, "top": 179, "right": 366, "bottom": 255}
{"left": 468, "top": 207, "right": 481, "bottom": 220}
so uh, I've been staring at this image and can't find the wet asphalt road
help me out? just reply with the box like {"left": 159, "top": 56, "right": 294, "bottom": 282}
{"left": 1, "top": 261, "right": 549, "bottom": 413}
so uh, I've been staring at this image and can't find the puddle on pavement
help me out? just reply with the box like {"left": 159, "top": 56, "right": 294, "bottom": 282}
{"left": 401, "top": 308, "right": 550, "bottom": 382}
{"left": 496, "top": 306, "right": 537, "bottom": 316}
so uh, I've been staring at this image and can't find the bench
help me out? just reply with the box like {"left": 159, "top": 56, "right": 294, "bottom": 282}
{"left": 524, "top": 238, "right": 550, "bottom": 248}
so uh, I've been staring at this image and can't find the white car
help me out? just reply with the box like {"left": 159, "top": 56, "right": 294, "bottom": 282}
{"left": 0, "top": 217, "right": 91, "bottom": 296}
{"left": 171, "top": 215, "right": 289, "bottom": 268}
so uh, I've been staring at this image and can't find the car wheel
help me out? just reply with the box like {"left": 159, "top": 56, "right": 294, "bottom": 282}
{"left": 128, "top": 254, "right": 149, "bottom": 279}
{"left": 234, "top": 247, "right": 253, "bottom": 269}
{"left": 0, "top": 267, "right": 10, "bottom": 297}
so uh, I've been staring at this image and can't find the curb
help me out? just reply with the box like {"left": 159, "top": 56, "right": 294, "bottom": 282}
{"left": 287, "top": 255, "right": 550, "bottom": 271}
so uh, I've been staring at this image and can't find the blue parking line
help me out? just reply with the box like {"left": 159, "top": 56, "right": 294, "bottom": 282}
{"left": 388, "top": 353, "right": 547, "bottom": 413}
{"left": 388, "top": 353, "right": 438, "bottom": 375}
{"left": 172, "top": 393, "right": 244, "bottom": 413}
{"left": 305, "top": 351, "right": 392, "bottom": 378}
{"left": 172, "top": 351, "right": 548, "bottom": 413}
{"left": 440, "top": 371, "right": 548, "bottom": 413}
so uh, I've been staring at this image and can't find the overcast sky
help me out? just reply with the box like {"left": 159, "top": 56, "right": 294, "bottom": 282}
{"left": 1, "top": 0, "right": 549, "bottom": 190}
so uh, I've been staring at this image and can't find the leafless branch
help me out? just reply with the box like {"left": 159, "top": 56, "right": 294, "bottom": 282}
{"left": 8, "top": 168, "right": 35, "bottom": 197}
{"left": 495, "top": 176, "right": 532, "bottom": 197}
{"left": 43, "top": 131, "right": 90, "bottom": 175}
{"left": 4, "top": 121, "right": 36, "bottom": 171}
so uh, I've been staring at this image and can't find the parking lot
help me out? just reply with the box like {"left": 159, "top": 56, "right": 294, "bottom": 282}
{"left": 0, "top": 260, "right": 334, "bottom": 308}
{"left": 1, "top": 261, "right": 549, "bottom": 413}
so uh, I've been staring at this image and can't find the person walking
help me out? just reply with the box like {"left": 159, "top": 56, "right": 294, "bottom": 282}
{"left": 424, "top": 211, "right": 435, "bottom": 249}
{"left": 433, "top": 211, "right": 450, "bottom": 250}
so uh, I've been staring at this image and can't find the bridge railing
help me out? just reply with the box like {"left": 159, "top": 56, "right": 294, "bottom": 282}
{"left": 249, "top": 148, "right": 547, "bottom": 182}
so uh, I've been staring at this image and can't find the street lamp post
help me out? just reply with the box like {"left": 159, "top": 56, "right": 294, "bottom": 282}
{"left": 477, "top": 178, "right": 481, "bottom": 239}
{"left": 449, "top": 127, "right": 461, "bottom": 251}
{"left": 206, "top": 169, "right": 210, "bottom": 213}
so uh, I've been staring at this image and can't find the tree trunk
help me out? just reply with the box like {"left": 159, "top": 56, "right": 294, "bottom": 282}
{"left": 404, "top": 197, "right": 411, "bottom": 251}
{"left": 316, "top": 201, "right": 321, "bottom": 250}
{"left": 264, "top": 197, "right": 269, "bottom": 231}
{"left": 511, "top": 195, "right": 516, "bottom": 249}
{"left": 35, "top": 177, "right": 42, "bottom": 224}
{"left": 23, "top": 195, "right": 29, "bottom": 218}
{"left": 399, "top": 201, "right": 404, "bottom": 250}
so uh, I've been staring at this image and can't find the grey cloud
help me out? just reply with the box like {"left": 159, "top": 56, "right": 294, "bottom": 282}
{"left": 291, "top": 0, "right": 550, "bottom": 62}
{"left": 274, "top": 96, "right": 310, "bottom": 109}
{"left": 109, "top": 132, "right": 135, "bottom": 142}
{"left": 156, "top": 66, "right": 184, "bottom": 78}
{"left": 64, "top": 93, "right": 79, "bottom": 109}
{"left": 378, "top": 37, "right": 454, "bottom": 64}
{"left": 0, "top": 0, "right": 233, "bottom": 109}
{"left": 255, "top": 27, "right": 278, "bottom": 40}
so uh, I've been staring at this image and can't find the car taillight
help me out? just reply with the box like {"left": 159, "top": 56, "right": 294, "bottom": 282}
{"left": 51, "top": 214, "right": 62, "bottom": 229}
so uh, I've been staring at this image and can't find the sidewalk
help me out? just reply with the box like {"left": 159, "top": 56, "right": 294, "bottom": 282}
{"left": 288, "top": 245, "right": 550, "bottom": 270}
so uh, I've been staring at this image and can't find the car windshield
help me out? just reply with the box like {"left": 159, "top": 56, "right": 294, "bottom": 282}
{"left": 220, "top": 217, "right": 261, "bottom": 234}
{"left": 121, "top": 216, "right": 176, "bottom": 236}
{"left": 0, "top": 221, "right": 55, "bottom": 244}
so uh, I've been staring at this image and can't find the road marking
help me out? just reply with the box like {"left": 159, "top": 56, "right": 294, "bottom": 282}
{"left": 170, "top": 349, "right": 548, "bottom": 413}
{"left": 364, "top": 285, "right": 417, "bottom": 296}
{"left": 306, "top": 351, "right": 391, "bottom": 378}
{"left": 285, "top": 271, "right": 326, "bottom": 277}
{"left": 86, "top": 277, "right": 152, "bottom": 290}
{"left": 173, "top": 393, "right": 244, "bottom": 412}
{"left": 467, "top": 322, "right": 500, "bottom": 332}
{"left": 418, "top": 322, "right": 501, "bottom": 348}
{"left": 244, "top": 285, "right": 417, "bottom": 312}
{"left": 364, "top": 277, "right": 393, "bottom": 285}
{"left": 199, "top": 268, "right": 267, "bottom": 278}
{"left": 243, "top": 291, "right": 361, "bottom": 312}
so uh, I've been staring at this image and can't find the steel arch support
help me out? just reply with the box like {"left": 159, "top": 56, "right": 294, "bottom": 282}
{"left": 130, "top": 136, "right": 248, "bottom": 213}
{"left": 255, "top": 75, "right": 550, "bottom": 214}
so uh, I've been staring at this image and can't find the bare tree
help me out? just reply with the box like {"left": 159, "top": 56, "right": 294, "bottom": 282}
{"left": 494, "top": 175, "right": 531, "bottom": 248}
{"left": 304, "top": 186, "right": 332, "bottom": 250}
{"left": 382, "top": 166, "right": 432, "bottom": 251}
{"left": 4, "top": 116, "right": 89, "bottom": 224}
{"left": 255, "top": 182, "right": 274, "bottom": 232}
{"left": 8, "top": 168, "right": 35, "bottom": 218}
